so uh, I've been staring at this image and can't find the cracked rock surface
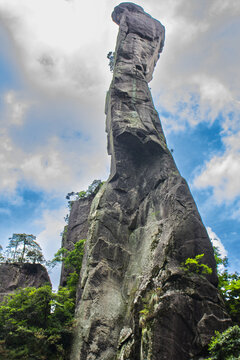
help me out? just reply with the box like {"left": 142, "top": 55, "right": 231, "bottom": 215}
{"left": 60, "top": 196, "right": 94, "bottom": 289}
{"left": 70, "top": 3, "right": 231, "bottom": 359}
{"left": 0, "top": 263, "right": 51, "bottom": 301}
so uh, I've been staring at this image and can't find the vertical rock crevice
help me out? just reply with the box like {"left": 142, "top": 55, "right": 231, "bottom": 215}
{"left": 70, "top": 3, "right": 231, "bottom": 359}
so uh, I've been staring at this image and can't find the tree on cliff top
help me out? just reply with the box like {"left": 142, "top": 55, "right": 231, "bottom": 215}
{"left": 5, "top": 233, "right": 45, "bottom": 264}
{"left": 107, "top": 51, "right": 115, "bottom": 72}
{"left": 65, "top": 179, "right": 103, "bottom": 211}
{"left": 0, "top": 245, "right": 4, "bottom": 262}
{"left": 0, "top": 240, "right": 85, "bottom": 359}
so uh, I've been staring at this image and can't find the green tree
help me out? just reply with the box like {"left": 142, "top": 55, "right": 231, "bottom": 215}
{"left": 25, "top": 249, "right": 45, "bottom": 264}
{"left": 206, "top": 325, "right": 240, "bottom": 360}
{"left": 0, "top": 245, "right": 4, "bottom": 262}
{"left": 52, "top": 239, "right": 86, "bottom": 297}
{"left": 181, "top": 253, "right": 212, "bottom": 275}
{"left": 107, "top": 51, "right": 115, "bottom": 72}
{"left": 0, "top": 285, "right": 74, "bottom": 359}
{"left": 85, "top": 179, "right": 103, "bottom": 197}
{"left": 0, "top": 238, "right": 85, "bottom": 359}
{"left": 204, "top": 248, "right": 240, "bottom": 359}
{"left": 66, "top": 180, "right": 103, "bottom": 204}
{"left": 5, "top": 233, "right": 45, "bottom": 264}
{"left": 6, "top": 234, "right": 21, "bottom": 261}
{"left": 214, "top": 247, "right": 240, "bottom": 325}
{"left": 65, "top": 180, "right": 103, "bottom": 212}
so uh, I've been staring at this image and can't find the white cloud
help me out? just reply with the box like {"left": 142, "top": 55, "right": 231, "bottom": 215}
{"left": 21, "top": 149, "right": 71, "bottom": 190}
{"left": 209, "top": 0, "right": 240, "bottom": 16}
{"left": 35, "top": 206, "right": 67, "bottom": 289}
{"left": 20, "top": 139, "right": 109, "bottom": 194}
{"left": 193, "top": 131, "right": 240, "bottom": 202}
{"left": 0, "top": 130, "right": 22, "bottom": 193}
{"left": 0, "top": 0, "right": 115, "bottom": 98}
{"left": 0, "top": 0, "right": 239, "bottom": 212}
{"left": 0, "top": 128, "right": 109, "bottom": 195}
{"left": 3, "top": 91, "right": 31, "bottom": 125}
{"left": 0, "top": 87, "right": 109, "bottom": 196}
{"left": 35, "top": 206, "right": 66, "bottom": 259}
{"left": 150, "top": 0, "right": 240, "bottom": 135}
{"left": 0, "top": 1, "right": 114, "bottom": 196}
{"left": 0, "top": 0, "right": 239, "bottom": 287}
{"left": 194, "top": 152, "right": 240, "bottom": 201}
{"left": 207, "top": 226, "right": 227, "bottom": 258}
{"left": 1, "top": 0, "right": 239, "bottom": 127}
{"left": 0, "top": 207, "right": 11, "bottom": 215}
{"left": 193, "top": 75, "right": 233, "bottom": 124}
{"left": 0, "top": 127, "right": 68, "bottom": 194}
{"left": 231, "top": 204, "right": 240, "bottom": 222}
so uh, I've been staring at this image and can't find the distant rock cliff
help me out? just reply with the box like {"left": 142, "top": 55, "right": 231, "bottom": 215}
{"left": 70, "top": 3, "right": 231, "bottom": 359}
{"left": 0, "top": 263, "right": 51, "bottom": 301}
{"left": 60, "top": 195, "right": 94, "bottom": 288}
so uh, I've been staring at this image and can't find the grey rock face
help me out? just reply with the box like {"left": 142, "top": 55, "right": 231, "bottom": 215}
{"left": 0, "top": 263, "right": 51, "bottom": 301}
{"left": 70, "top": 3, "right": 231, "bottom": 359}
{"left": 60, "top": 196, "right": 93, "bottom": 288}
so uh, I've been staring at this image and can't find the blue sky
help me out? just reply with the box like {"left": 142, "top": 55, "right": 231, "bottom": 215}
{"left": 0, "top": 0, "right": 239, "bottom": 287}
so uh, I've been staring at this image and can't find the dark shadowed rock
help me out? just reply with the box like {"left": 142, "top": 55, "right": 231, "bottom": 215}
{"left": 0, "top": 263, "right": 51, "bottom": 301}
{"left": 70, "top": 3, "right": 231, "bottom": 359}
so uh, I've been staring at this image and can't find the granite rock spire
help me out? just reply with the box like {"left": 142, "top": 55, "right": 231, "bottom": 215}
{"left": 70, "top": 3, "right": 231, "bottom": 359}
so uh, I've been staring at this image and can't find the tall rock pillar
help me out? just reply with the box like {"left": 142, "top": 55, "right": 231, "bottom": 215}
{"left": 71, "top": 3, "right": 231, "bottom": 359}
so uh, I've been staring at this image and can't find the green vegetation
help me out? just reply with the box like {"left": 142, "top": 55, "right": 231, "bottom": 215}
{"left": 0, "top": 239, "right": 86, "bottom": 359}
{"left": 206, "top": 325, "right": 240, "bottom": 360}
{"left": 1, "top": 233, "right": 46, "bottom": 265}
{"left": 182, "top": 248, "right": 240, "bottom": 326}
{"left": 204, "top": 247, "right": 240, "bottom": 359}
{"left": 214, "top": 247, "right": 240, "bottom": 325}
{"left": 107, "top": 51, "right": 115, "bottom": 72}
{"left": 179, "top": 249, "right": 240, "bottom": 359}
{"left": 139, "top": 288, "right": 162, "bottom": 328}
{"left": 0, "top": 285, "right": 73, "bottom": 359}
{"left": 0, "top": 245, "right": 4, "bottom": 262}
{"left": 181, "top": 253, "right": 212, "bottom": 275}
{"left": 65, "top": 179, "right": 103, "bottom": 210}
{"left": 51, "top": 239, "right": 86, "bottom": 297}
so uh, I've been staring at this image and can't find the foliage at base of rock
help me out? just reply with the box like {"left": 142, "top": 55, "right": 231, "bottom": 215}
{"left": 203, "top": 249, "right": 240, "bottom": 359}
{"left": 214, "top": 247, "right": 240, "bottom": 325}
{"left": 0, "top": 285, "right": 74, "bottom": 359}
{"left": 206, "top": 325, "right": 240, "bottom": 360}
{"left": 0, "top": 239, "right": 86, "bottom": 359}
{"left": 52, "top": 239, "right": 86, "bottom": 297}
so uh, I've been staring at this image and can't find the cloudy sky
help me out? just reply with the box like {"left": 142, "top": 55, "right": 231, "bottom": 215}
{"left": 0, "top": 0, "right": 239, "bottom": 287}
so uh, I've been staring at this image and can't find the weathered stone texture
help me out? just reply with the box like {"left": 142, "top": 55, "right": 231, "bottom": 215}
{"left": 60, "top": 196, "right": 93, "bottom": 287}
{"left": 0, "top": 263, "right": 51, "bottom": 301}
{"left": 70, "top": 3, "right": 231, "bottom": 359}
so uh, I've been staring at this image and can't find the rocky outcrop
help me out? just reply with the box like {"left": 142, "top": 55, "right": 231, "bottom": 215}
{"left": 70, "top": 3, "right": 231, "bottom": 360}
{"left": 0, "top": 263, "right": 51, "bottom": 301}
{"left": 60, "top": 196, "right": 93, "bottom": 287}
